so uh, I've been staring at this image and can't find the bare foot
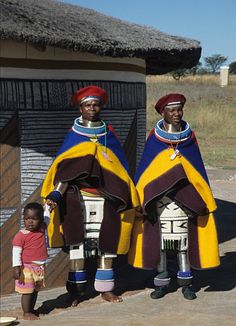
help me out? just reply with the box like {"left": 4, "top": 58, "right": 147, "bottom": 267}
{"left": 101, "top": 291, "right": 123, "bottom": 303}
{"left": 71, "top": 298, "right": 79, "bottom": 307}
{"left": 23, "top": 312, "right": 40, "bottom": 320}
{"left": 69, "top": 293, "right": 85, "bottom": 307}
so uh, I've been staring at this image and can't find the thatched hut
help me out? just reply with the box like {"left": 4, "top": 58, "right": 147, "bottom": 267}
{"left": 0, "top": 0, "right": 201, "bottom": 294}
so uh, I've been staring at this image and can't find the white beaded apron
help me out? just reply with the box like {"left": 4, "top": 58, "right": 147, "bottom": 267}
{"left": 156, "top": 196, "right": 188, "bottom": 251}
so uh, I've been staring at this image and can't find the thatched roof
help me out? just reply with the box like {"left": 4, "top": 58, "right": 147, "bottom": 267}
{"left": 0, "top": 0, "right": 201, "bottom": 74}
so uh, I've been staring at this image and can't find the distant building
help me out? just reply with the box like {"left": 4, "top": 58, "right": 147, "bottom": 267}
{"left": 0, "top": 0, "right": 201, "bottom": 294}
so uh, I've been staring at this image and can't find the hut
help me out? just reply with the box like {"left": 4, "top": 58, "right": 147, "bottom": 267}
{"left": 0, "top": 0, "right": 201, "bottom": 294}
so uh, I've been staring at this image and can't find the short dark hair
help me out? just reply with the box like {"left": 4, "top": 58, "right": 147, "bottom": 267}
{"left": 23, "top": 202, "right": 44, "bottom": 221}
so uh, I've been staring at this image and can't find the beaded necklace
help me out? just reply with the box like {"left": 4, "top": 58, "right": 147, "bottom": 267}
{"left": 154, "top": 119, "right": 192, "bottom": 161}
{"left": 72, "top": 118, "right": 110, "bottom": 161}
{"left": 163, "top": 123, "right": 181, "bottom": 160}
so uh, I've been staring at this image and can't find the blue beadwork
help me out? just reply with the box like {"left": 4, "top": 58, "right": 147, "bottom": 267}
{"left": 155, "top": 119, "right": 191, "bottom": 142}
{"left": 68, "top": 271, "right": 87, "bottom": 282}
{"left": 95, "top": 269, "right": 114, "bottom": 281}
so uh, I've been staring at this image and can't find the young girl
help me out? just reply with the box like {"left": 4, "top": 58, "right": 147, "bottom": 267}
{"left": 12, "top": 202, "right": 48, "bottom": 320}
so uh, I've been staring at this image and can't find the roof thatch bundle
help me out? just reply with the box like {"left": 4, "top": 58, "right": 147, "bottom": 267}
{"left": 0, "top": 0, "right": 201, "bottom": 74}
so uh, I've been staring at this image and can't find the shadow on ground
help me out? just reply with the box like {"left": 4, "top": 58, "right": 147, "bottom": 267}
{"left": 214, "top": 199, "right": 236, "bottom": 243}
{"left": 194, "top": 251, "right": 236, "bottom": 292}
{"left": 116, "top": 251, "right": 236, "bottom": 295}
{"left": 36, "top": 251, "right": 236, "bottom": 315}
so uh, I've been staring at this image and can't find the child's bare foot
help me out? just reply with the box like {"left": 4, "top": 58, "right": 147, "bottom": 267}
{"left": 23, "top": 312, "right": 40, "bottom": 320}
{"left": 101, "top": 291, "right": 123, "bottom": 303}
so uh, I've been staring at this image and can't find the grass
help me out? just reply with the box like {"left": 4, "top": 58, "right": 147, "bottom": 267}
{"left": 146, "top": 74, "right": 236, "bottom": 169}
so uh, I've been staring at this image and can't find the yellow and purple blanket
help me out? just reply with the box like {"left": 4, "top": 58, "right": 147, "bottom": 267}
{"left": 128, "top": 127, "right": 220, "bottom": 270}
{"left": 41, "top": 124, "right": 139, "bottom": 254}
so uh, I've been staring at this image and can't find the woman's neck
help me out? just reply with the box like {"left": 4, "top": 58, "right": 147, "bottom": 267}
{"left": 162, "top": 121, "right": 182, "bottom": 133}
{"left": 81, "top": 119, "right": 103, "bottom": 127}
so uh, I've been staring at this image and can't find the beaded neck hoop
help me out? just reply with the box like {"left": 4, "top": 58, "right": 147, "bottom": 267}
{"left": 72, "top": 117, "right": 107, "bottom": 137}
{"left": 154, "top": 119, "right": 191, "bottom": 143}
{"left": 72, "top": 117, "right": 108, "bottom": 157}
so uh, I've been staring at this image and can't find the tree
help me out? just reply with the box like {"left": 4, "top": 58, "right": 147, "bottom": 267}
{"left": 229, "top": 61, "right": 236, "bottom": 74}
{"left": 204, "top": 54, "right": 228, "bottom": 74}
{"left": 197, "top": 68, "right": 210, "bottom": 75}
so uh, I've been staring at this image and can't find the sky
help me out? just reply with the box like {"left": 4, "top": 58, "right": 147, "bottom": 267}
{"left": 60, "top": 0, "right": 236, "bottom": 66}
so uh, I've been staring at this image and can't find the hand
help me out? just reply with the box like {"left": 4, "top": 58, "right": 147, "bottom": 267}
{"left": 46, "top": 190, "right": 62, "bottom": 211}
{"left": 13, "top": 266, "right": 22, "bottom": 281}
{"left": 46, "top": 198, "right": 57, "bottom": 212}
{"left": 135, "top": 206, "right": 143, "bottom": 218}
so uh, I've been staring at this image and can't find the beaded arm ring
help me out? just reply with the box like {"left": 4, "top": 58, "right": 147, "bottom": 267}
{"left": 46, "top": 190, "right": 62, "bottom": 204}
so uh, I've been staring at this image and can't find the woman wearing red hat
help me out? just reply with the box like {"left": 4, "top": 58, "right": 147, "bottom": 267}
{"left": 42, "top": 86, "right": 139, "bottom": 305}
{"left": 128, "top": 93, "right": 219, "bottom": 300}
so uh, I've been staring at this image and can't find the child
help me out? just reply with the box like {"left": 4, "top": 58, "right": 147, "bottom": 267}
{"left": 12, "top": 202, "right": 48, "bottom": 320}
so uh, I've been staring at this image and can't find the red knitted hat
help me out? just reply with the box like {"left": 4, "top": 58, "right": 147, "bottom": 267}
{"left": 155, "top": 93, "right": 186, "bottom": 114}
{"left": 71, "top": 86, "right": 108, "bottom": 106}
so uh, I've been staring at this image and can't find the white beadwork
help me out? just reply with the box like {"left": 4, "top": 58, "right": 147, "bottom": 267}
{"left": 157, "top": 196, "right": 188, "bottom": 251}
